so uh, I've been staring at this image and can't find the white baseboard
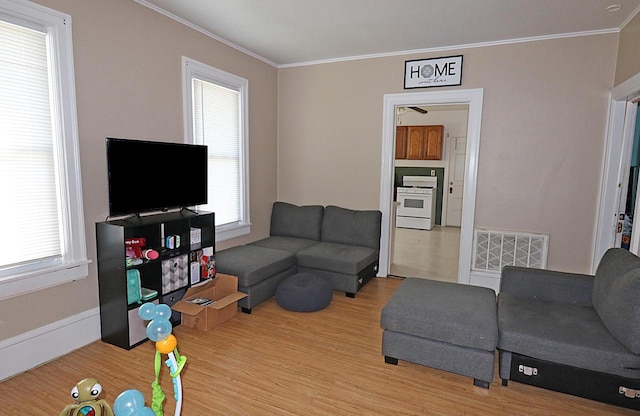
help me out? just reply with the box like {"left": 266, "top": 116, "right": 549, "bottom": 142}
{"left": 0, "top": 307, "right": 101, "bottom": 381}
{"left": 469, "top": 271, "right": 501, "bottom": 292}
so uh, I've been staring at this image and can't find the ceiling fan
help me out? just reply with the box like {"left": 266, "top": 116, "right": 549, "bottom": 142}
{"left": 396, "top": 106, "right": 428, "bottom": 115}
{"left": 407, "top": 106, "right": 428, "bottom": 114}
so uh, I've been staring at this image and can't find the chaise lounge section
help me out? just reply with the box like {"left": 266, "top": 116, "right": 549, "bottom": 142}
{"left": 216, "top": 202, "right": 382, "bottom": 313}
{"left": 497, "top": 247, "right": 640, "bottom": 410}
{"left": 380, "top": 247, "right": 640, "bottom": 410}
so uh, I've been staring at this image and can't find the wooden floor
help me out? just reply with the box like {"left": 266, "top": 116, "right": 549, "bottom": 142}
{"left": 1, "top": 277, "right": 636, "bottom": 415}
{"left": 390, "top": 226, "right": 460, "bottom": 282}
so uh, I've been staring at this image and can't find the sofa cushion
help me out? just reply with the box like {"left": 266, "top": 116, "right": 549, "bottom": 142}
{"left": 381, "top": 278, "right": 498, "bottom": 352}
{"left": 592, "top": 248, "right": 640, "bottom": 354}
{"left": 498, "top": 292, "right": 640, "bottom": 378}
{"left": 270, "top": 201, "right": 324, "bottom": 241}
{"left": 249, "top": 236, "right": 319, "bottom": 254}
{"left": 215, "top": 245, "right": 295, "bottom": 288}
{"left": 296, "top": 242, "right": 378, "bottom": 275}
{"left": 320, "top": 205, "right": 381, "bottom": 250}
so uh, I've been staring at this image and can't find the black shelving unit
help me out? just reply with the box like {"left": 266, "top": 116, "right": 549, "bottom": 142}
{"left": 96, "top": 210, "right": 215, "bottom": 349}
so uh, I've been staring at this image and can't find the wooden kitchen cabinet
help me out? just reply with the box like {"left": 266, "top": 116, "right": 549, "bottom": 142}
{"left": 423, "top": 125, "right": 443, "bottom": 160}
{"left": 396, "top": 125, "right": 443, "bottom": 160}
{"left": 407, "top": 126, "right": 424, "bottom": 159}
{"left": 395, "top": 126, "right": 408, "bottom": 159}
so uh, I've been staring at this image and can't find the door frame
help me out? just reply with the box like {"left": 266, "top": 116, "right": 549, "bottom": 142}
{"left": 379, "top": 88, "right": 484, "bottom": 284}
{"left": 594, "top": 72, "right": 640, "bottom": 270}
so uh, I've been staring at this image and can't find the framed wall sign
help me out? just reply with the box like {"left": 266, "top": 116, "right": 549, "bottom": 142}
{"left": 404, "top": 55, "right": 463, "bottom": 89}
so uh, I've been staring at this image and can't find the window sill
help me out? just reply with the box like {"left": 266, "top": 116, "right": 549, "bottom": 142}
{"left": 216, "top": 222, "right": 251, "bottom": 243}
{"left": 0, "top": 260, "right": 91, "bottom": 301}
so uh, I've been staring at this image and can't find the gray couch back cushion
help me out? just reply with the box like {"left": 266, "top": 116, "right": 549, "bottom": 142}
{"left": 592, "top": 248, "right": 640, "bottom": 354}
{"left": 320, "top": 205, "right": 382, "bottom": 250}
{"left": 270, "top": 201, "right": 324, "bottom": 241}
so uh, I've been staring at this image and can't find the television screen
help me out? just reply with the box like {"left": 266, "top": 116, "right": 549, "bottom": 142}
{"left": 106, "top": 138, "right": 208, "bottom": 216}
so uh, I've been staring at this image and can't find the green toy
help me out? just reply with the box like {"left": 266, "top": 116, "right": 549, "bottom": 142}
{"left": 59, "top": 377, "right": 114, "bottom": 416}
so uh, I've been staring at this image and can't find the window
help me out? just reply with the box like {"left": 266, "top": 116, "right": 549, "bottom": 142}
{"left": 0, "top": 0, "right": 88, "bottom": 300}
{"left": 182, "top": 57, "right": 250, "bottom": 241}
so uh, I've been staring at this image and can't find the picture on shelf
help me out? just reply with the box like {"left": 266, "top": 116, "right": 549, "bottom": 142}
{"left": 190, "top": 246, "right": 215, "bottom": 282}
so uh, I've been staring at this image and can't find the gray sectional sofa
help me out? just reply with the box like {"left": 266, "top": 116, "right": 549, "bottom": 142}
{"left": 380, "top": 247, "right": 640, "bottom": 409}
{"left": 498, "top": 247, "right": 640, "bottom": 410}
{"left": 216, "top": 202, "right": 382, "bottom": 313}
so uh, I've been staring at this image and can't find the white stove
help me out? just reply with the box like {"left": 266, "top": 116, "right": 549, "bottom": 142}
{"left": 396, "top": 175, "right": 438, "bottom": 230}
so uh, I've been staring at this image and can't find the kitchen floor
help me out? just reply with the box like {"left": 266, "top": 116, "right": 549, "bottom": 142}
{"left": 389, "top": 225, "right": 461, "bottom": 283}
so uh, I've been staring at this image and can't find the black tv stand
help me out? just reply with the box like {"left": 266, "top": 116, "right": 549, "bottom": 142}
{"left": 96, "top": 210, "right": 215, "bottom": 349}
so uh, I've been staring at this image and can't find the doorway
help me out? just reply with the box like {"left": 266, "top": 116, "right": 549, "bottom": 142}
{"left": 594, "top": 74, "right": 640, "bottom": 270}
{"left": 379, "top": 89, "right": 484, "bottom": 285}
{"left": 390, "top": 105, "right": 468, "bottom": 282}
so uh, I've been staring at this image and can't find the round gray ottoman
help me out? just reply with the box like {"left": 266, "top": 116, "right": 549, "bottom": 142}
{"left": 275, "top": 272, "right": 332, "bottom": 312}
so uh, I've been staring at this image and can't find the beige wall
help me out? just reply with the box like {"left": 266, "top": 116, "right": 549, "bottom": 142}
{"left": 278, "top": 34, "right": 618, "bottom": 273}
{"left": 615, "top": 12, "right": 640, "bottom": 85}
{"left": 0, "top": 0, "right": 278, "bottom": 341}
{"left": 0, "top": 1, "right": 628, "bottom": 348}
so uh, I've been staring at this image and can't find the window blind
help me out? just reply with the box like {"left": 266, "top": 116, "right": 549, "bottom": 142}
{"left": 192, "top": 78, "right": 242, "bottom": 227}
{"left": 0, "top": 19, "right": 62, "bottom": 268}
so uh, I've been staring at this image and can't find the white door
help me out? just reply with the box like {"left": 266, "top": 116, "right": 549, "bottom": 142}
{"left": 446, "top": 137, "right": 466, "bottom": 227}
{"left": 614, "top": 102, "right": 640, "bottom": 250}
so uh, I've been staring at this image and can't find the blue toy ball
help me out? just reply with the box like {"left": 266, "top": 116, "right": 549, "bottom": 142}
{"left": 113, "top": 389, "right": 145, "bottom": 416}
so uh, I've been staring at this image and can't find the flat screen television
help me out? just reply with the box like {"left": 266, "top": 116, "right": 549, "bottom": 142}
{"left": 106, "top": 137, "right": 208, "bottom": 217}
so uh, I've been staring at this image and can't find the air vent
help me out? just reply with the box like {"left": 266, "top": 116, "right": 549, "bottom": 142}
{"left": 473, "top": 228, "right": 549, "bottom": 274}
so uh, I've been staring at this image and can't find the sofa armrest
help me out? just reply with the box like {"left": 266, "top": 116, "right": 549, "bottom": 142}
{"left": 500, "top": 266, "right": 594, "bottom": 306}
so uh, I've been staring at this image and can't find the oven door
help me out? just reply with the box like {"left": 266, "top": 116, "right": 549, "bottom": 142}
{"left": 397, "top": 191, "right": 431, "bottom": 218}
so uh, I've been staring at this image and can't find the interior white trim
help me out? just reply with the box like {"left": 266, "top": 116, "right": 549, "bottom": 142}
{"left": 281, "top": 30, "right": 617, "bottom": 69}
{"left": 0, "top": 307, "right": 100, "bottom": 381}
{"left": 135, "top": 0, "right": 625, "bottom": 69}
{"left": 0, "top": 0, "right": 89, "bottom": 299}
{"left": 594, "top": 72, "right": 640, "bottom": 271}
{"left": 379, "top": 88, "right": 484, "bottom": 285}
{"left": 612, "top": 71, "right": 640, "bottom": 101}
{"left": 0, "top": 261, "right": 90, "bottom": 302}
{"left": 182, "top": 56, "right": 252, "bottom": 243}
{"left": 593, "top": 98, "right": 628, "bottom": 270}
{"left": 135, "top": 0, "right": 278, "bottom": 67}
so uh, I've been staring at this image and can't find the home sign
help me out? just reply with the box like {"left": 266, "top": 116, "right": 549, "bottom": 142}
{"left": 404, "top": 55, "right": 463, "bottom": 89}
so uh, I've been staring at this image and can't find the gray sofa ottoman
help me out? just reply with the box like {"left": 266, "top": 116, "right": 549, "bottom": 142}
{"left": 381, "top": 278, "right": 498, "bottom": 388}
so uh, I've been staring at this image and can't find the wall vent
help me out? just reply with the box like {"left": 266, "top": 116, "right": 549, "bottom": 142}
{"left": 473, "top": 228, "right": 549, "bottom": 274}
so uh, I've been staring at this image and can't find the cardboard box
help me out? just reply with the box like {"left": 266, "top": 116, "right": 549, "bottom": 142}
{"left": 171, "top": 273, "right": 247, "bottom": 331}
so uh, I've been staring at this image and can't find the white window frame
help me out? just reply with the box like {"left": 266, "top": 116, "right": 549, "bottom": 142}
{"left": 0, "top": 0, "right": 88, "bottom": 301}
{"left": 182, "top": 56, "right": 251, "bottom": 242}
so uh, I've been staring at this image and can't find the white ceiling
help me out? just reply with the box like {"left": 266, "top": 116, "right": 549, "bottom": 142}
{"left": 136, "top": 0, "right": 640, "bottom": 67}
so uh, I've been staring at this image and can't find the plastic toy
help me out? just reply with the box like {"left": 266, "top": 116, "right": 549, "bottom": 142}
{"left": 59, "top": 378, "right": 114, "bottom": 416}
{"left": 138, "top": 302, "right": 187, "bottom": 416}
{"left": 125, "top": 238, "right": 159, "bottom": 261}
{"left": 113, "top": 389, "right": 155, "bottom": 416}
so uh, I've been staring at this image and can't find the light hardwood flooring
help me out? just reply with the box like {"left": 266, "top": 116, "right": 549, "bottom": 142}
{"left": 1, "top": 277, "right": 635, "bottom": 415}
{"left": 390, "top": 225, "right": 461, "bottom": 282}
